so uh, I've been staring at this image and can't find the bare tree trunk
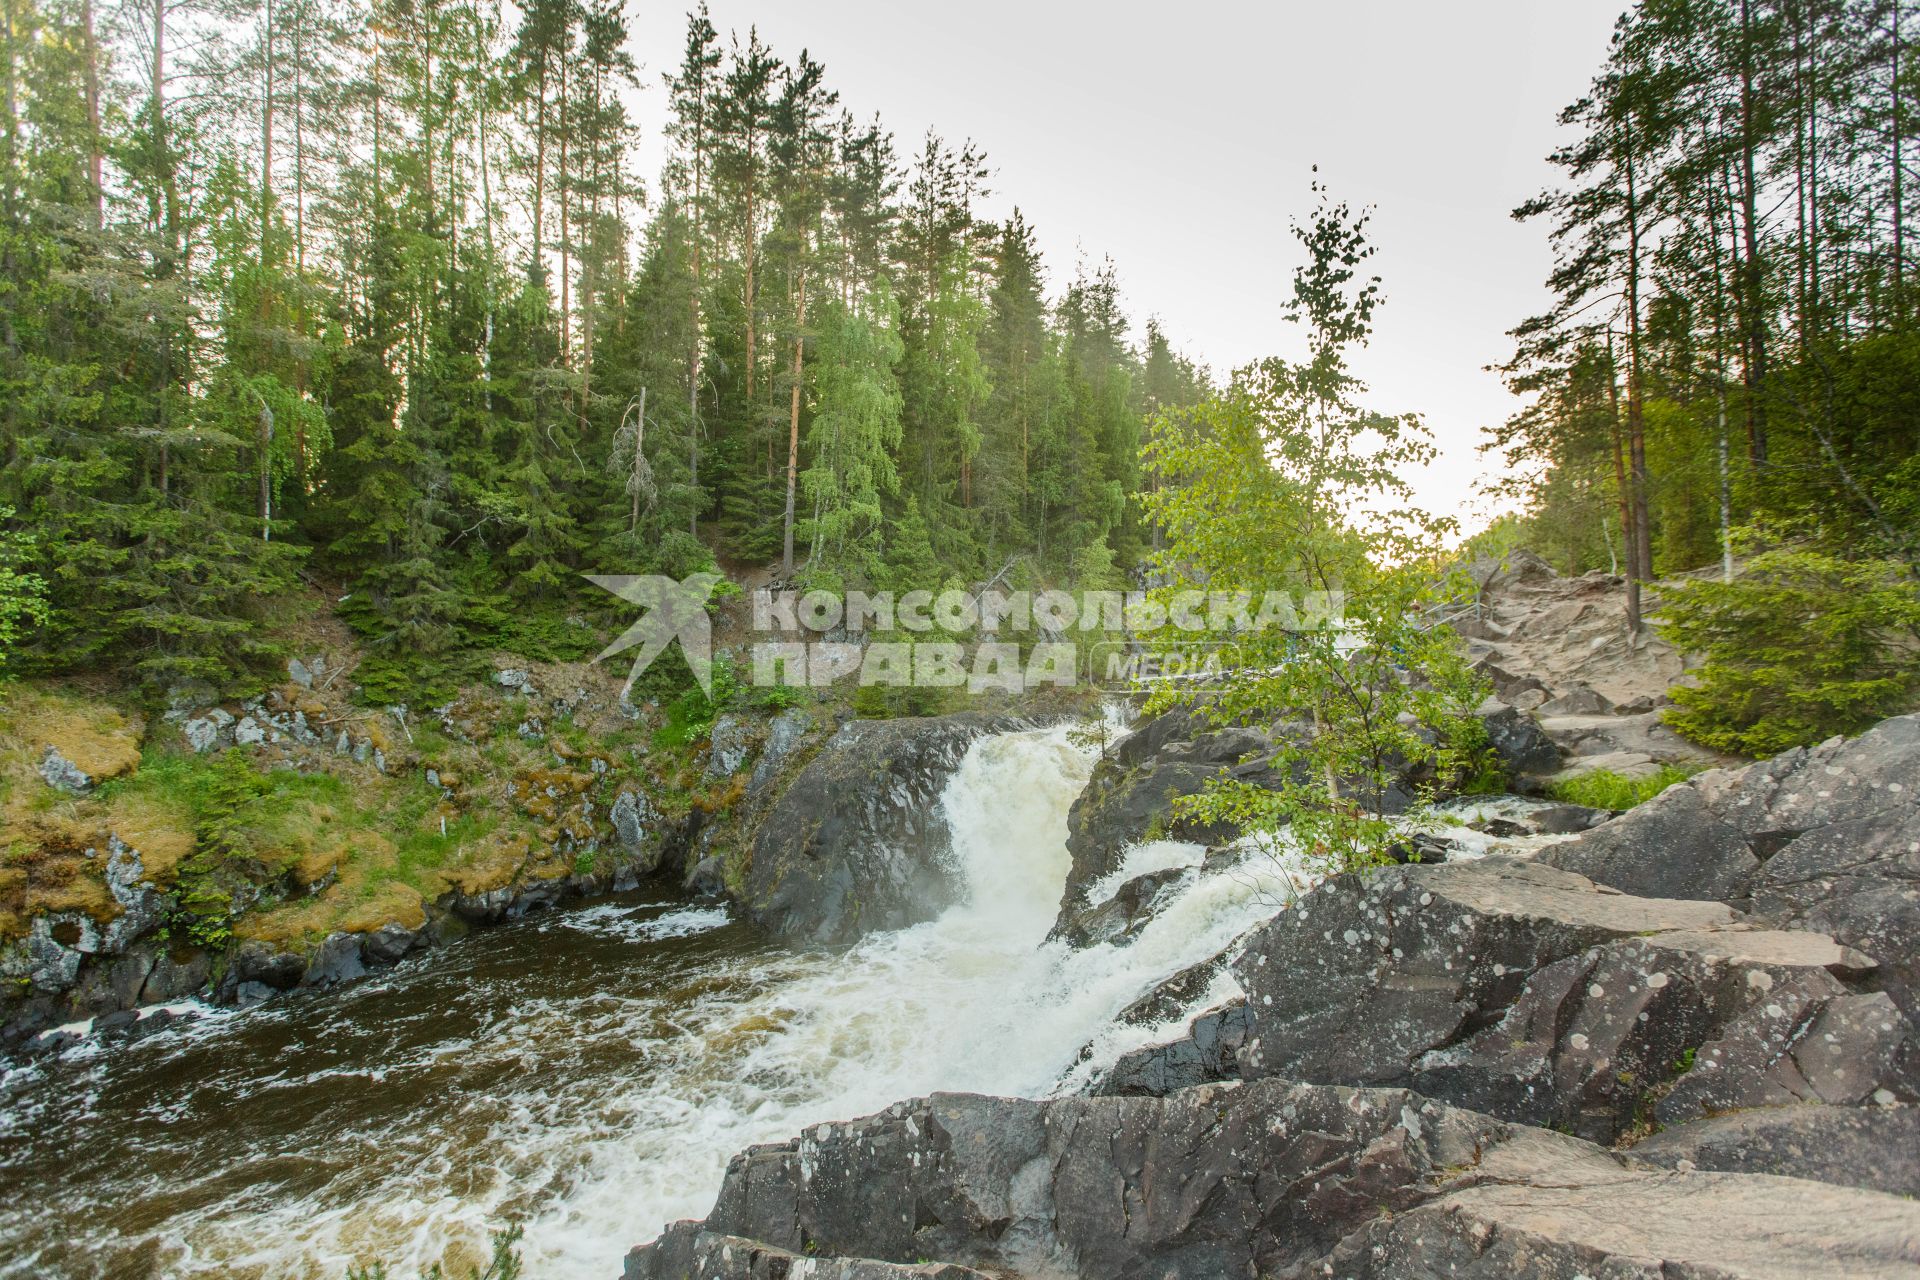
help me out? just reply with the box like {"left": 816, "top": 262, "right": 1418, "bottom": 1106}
{"left": 631, "top": 386, "right": 646, "bottom": 533}
{"left": 781, "top": 266, "right": 805, "bottom": 575}
{"left": 689, "top": 98, "right": 706, "bottom": 537}
{"left": 1894, "top": 0, "right": 1906, "bottom": 313}
{"left": 154, "top": 0, "right": 176, "bottom": 488}
{"left": 1622, "top": 123, "right": 1655, "bottom": 601}
{"left": 83, "top": 0, "right": 102, "bottom": 228}
{"left": 1605, "top": 332, "right": 1641, "bottom": 635}
{"left": 558, "top": 54, "right": 570, "bottom": 364}
{"left": 1738, "top": 0, "right": 1771, "bottom": 467}
{"left": 531, "top": 54, "right": 546, "bottom": 283}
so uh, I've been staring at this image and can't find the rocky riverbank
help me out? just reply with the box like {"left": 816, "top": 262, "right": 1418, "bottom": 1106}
{"left": 622, "top": 707, "right": 1920, "bottom": 1278}
{"left": 0, "top": 645, "right": 830, "bottom": 1055}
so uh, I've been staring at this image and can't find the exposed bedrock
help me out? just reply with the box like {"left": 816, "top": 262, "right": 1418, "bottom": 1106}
{"left": 1542, "top": 712, "right": 1920, "bottom": 1021}
{"left": 1093, "top": 853, "right": 1917, "bottom": 1142}
{"left": 738, "top": 713, "right": 1025, "bottom": 946}
{"left": 623, "top": 1080, "right": 1920, "bottom": 1280}
{"left": 1051, "top": 704, "right": 1558, "bottom": 944}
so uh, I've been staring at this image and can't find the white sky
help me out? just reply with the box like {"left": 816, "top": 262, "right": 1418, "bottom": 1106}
{"left": 623, "top": 1, "right": 1625, "bottom": 534}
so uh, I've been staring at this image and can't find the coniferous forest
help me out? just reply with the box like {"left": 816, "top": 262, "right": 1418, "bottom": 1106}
{"left": 1485, "top": 0, "right": 1919, "bottom": 609}
{"left": 1, "top": 0, "right": 1206, "bottom": 705}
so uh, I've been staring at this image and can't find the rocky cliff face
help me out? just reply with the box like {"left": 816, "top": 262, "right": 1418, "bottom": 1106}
{"left": 737, "top": 713, "right": 1027, "bottom": 946}
{"left": 623, "top": 712, "right": 1920, "bottom": 1279}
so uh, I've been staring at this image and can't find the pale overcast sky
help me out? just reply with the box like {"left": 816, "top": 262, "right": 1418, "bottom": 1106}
{"left": 625, "top": 1, "right": 1625, "bottom": 534}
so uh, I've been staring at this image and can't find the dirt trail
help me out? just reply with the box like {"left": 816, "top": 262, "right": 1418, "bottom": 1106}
{"left": 1461, "top": 552, "right": 1739, "bottom": 779}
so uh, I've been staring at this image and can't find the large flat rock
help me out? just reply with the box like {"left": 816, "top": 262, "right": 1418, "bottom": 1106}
{"left": 1543, "top": 714, "right": 1920, "bottom": 1023}
{"left": 1330, "top": 1157, "right": 1920, "bottom": 1278}
{"left": 1633, "top": 1104, "right": 1920, "bottom": 1198}
{"left": 1230, "top": 856, "right": 1739, "bottom": 1088}
{"left": 623, "top": 1079, "right": 1920, "bottom": 1280}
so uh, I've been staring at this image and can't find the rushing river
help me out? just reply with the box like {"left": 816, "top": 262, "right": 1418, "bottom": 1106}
{"left": 0, "top": 722, "right": 1309, "bottom": 1280}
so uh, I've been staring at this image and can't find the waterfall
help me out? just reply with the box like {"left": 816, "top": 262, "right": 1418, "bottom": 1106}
{"left": 0, "top": 722, "right": 1301, "bottom": 1280}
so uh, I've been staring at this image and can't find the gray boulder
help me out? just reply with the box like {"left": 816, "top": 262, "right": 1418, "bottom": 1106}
{"left": 361, "top": 923, "right": 419, "bottom": 966}
{"left": 230, "top": 940, "right": 305, "bottom": 991}
{"left": 609, "top": 789, "right": 661, "bottom": 868}
{"left": 1052, "top": 864, "right": 1193, "bottom": 949}
{"left": 706, "top": 713, "right": 753, "bottom": 778}
{"left": 1091, "top": 1000, "right": 1253, "bottom": 1097}
{"left": 626, "top": 1225, "right": 988, "bottom": 1280}
{"left": 102, "top": 837, "right": 167, "bottom": 950}
{"left": 1479, "top": 703, "right": 1560, "bottom": 777}
{"left": 1753, "top": 804, "right": 1920, "bottom": 1027}
{"left": 1408, "top": 928, "right": 1880, "bottom": 1143}
{"left": 1528, "top": 802, "right": 1613, "bottom": 833}
{"left": 1536, "top": 713, "right": 1920, "bottom": 1023}
{"left": 1320, "top": 1147, "right": 1920, "bottom": 1279}
{"left": 740, "top": 713, "right": 1022, "bottom": 945}
{"left": 182, "top": 709, "right": 233, "bottom": 753}
{"left": 748, "top": 707, "right": 813, "bottom": 795}
{"left": 1541, "top": 783, "right": 1761, "bottom": 902}
{"left": 140, "top": 948, "right": 211, "bottom": 1003}
{"left": 1633, "top": 1104, "right": 1920, "bottom": 1197}
{"left": 1230, "top": 856, "right": 1738, "bottom": 1089}
{"left": 302, "top": 933, "right": 368, "bottom": 986}
{"left": 26, "top": 913, "right": 98, "bottom": 992}
{"left": 1053, "top": 709, "right": 1284, "bottom": 934}
{"left": 1656, "top": 981, "right": 1920, "bottom": 1125}
{"left": 684, "top": 855, "right": 726, "bottom": 899}
{"left": 38, "top": 747, "right": 94, "bottom": 794}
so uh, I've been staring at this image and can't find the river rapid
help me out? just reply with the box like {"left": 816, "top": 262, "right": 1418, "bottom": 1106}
{"left": 0, "top": 722, "right": 1310, "bottom": 1280}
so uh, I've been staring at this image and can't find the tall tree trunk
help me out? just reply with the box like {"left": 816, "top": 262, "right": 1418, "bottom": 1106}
{"left": 1605, "top": 333, "right": 1641, "bottom": 635}
{"left": 1738, "top": 0, "right": 1771, "bottom": 467}
{"left": 531, "top": 54, "right": 546, "bottom": 284}
{"left": 781, "top": 266, "right": 805, "bottom": 575}
{"left": 1622, "top": 122, "right": 1654, "bottom": 592}
{"left": 292, "top": 15, "right": 305, "bottom": 274}
{"left": 83, "top": 0, "right": 102, "bottom": 228}
{"left": 1794, "top": 0, "right": 1809, "bottom": 342}
{"left": 153, "top": 0, "right": 176, "bottom": 485}
{"left": 744, "top": 139, "right": 757, "bottom": 400}
{"left": 631, "top": 386, "right": 646, "bottom": 533}
{"left": 1894, "top": 0, "right": 1906, "bottom": 313}
{"left": 558, "top": 53, "right": 570, "bottom": 365}
{"left": 688, "top": 96, "right": 705, "bottom": 536}
{"left": 258, "top": 0, "right": 274, "bottom": 333}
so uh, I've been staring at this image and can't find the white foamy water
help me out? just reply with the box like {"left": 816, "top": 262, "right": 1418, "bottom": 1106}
{"left": 558, "top": 903, "right": 735, "bottom": 944}
{"left": 0, "top": 721, "right": 1312, "bottom": 1280}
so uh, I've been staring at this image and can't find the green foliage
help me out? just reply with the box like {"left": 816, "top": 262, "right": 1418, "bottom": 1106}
{"left": 0, "top": 508, "right": 50, "bottom": 674}
{"left": 1141, "top": 184, "right": 1490, "bottom": 877}
{"left": 1486, "top": 0, "right": 1920, "bottom": 593}
{"left": 2, "top": 0, "right": 1193, "bottom": 699}
{"left": 1658, "top": 545, "right": 1920, "bottom": 755}
{"left": 652, "top": 657, "right": 741, "bottom": 748}
{"left": 1546, "top": 765, "right": 1696, "bottom": 811}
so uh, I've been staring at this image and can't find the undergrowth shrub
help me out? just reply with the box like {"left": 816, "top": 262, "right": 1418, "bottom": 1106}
{"left": 1658, "top": 545, "right": 1920, "bottom": 756}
